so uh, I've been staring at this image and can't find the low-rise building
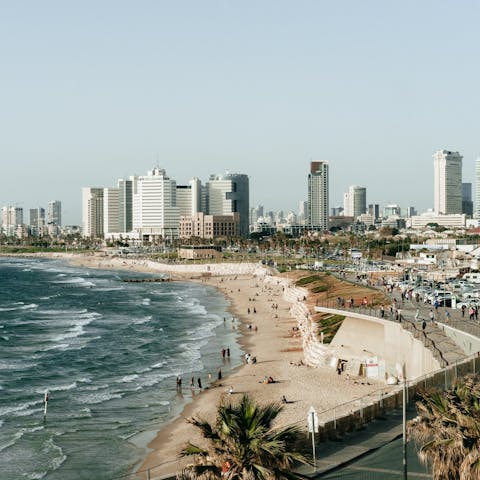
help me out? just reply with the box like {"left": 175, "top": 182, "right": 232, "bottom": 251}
{"left": 179, "top": 212, "right": 239, "bottom": 239}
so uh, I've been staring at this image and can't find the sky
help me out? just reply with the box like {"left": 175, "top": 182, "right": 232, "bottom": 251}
{"left": 1, "top": 1, "right": 480, "bottom": 224}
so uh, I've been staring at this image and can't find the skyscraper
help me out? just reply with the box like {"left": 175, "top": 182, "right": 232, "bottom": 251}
{"left": 132, "top": 167, "right": 179, "bottom": 240}
{"left": 103, "top": 187, "right": 120, "bottom": 234}
{"left": 307, "top": 161, "right": 329, "bottom": 231}
{"left": 117, "top": 178, "right": 134, "bottom": 232}
{"left": 206, "top": 173, "right": 249, "bottom": 237}
{"left": 29, "top": 207, "right": 45, "bottom": 236}
{"left": 82, "top": 188, "right": 104, "bottom": 238}
{"left": 433, "top": 150, "right": 463, "bottom": 215}
{"left": 47, "top": 200, "right": 62, "bottom": 226}
{"left": 343, "top": 185, "right": 367, "bottom": 219}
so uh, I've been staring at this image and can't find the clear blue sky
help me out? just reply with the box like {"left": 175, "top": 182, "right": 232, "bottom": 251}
{"left": 1, "top": 1, "right": 479, "bottom": 224}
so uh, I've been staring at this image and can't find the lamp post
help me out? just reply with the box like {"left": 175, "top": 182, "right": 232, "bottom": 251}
{"left": 402, "top": 364, "right": 408, "bottom": 480}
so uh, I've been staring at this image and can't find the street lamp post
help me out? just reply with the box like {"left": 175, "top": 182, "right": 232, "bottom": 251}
{"left": 402, "top": 364, "right": 408, "bottom": 480}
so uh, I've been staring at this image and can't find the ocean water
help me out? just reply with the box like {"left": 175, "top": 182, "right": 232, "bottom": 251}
{"left": 0, "top": 258, "right": 242, "bottom": 480}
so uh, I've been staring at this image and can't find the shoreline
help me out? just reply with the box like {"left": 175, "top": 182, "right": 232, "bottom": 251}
{"left": 1, "top": 253, "right": 386, "bottom": 479}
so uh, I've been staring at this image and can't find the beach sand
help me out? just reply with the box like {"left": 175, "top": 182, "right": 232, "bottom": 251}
{"left": 17, "top": 253, "right": 386, "bottom": 479}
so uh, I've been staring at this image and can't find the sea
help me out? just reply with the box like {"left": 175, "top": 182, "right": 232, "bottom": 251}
{"left": 0, "top": 257, "right": 242, "bottom": 480}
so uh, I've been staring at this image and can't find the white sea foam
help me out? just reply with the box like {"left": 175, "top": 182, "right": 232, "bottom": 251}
{"left": 0, "top": 430, "right": 25, "bottom": 452}
{"left": 116, "top": 374, "right": 139, "bottom": 384}
{"left": 35, "top": 382, "right": 77, "bottom": 394}
{"left": 133, "top": 315, "right": 152, "bottom": 325}
{"left": 0, "top": 399, "right": 43, "bottom": 417}
{"left": 36, "top": 308, "right": 88, "bottom": 316}
{"left": 77, "top": 391, "right": 123, "bottom": 405}
{"left": 141, "top": 298, "right": 151, "bottom": 305}
{"left": 151, "top": 360, "right": 167, "bottom": 369}
{"left": 0, "top": 303, "right": 38, "bottom": 312}
{"left": 51, "top": 277, "right": 96, "bottom": 288}
{"left": 45, "top": 438, "right": 67, "bottom": 472}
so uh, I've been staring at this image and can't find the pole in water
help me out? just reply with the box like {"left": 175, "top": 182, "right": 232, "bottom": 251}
{"left": 43, "top": 390, "right": 49, "bottom": 421}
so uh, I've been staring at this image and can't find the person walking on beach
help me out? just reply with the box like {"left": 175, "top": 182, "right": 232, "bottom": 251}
{"left": 226, "top": 347, "right": 230, "bottom": 358}
{"left": 190, "top": 377, "right": 195, "bottom": 388}
{"left": 218, "top": 368, "right": 222, "bottom": 380}
{"left": 429, "top": 310, "right": 435, "bottom": 323}
{"left": 197, "top": 378, "right": 202, "bottom": 389}
{"left": 176, "top": 376, "right": 182, "bottom": 388}
{"left": 380, "top": 305, "right": 385, "bottom": 318}
{"left": 414, "top": 309, "right": 419, "bottom": 322}
{"left": 422, "top": 319, "right": 427, "bottom": 331}
{"left": 221, "top": 348, "right": 226, "bottom": 358}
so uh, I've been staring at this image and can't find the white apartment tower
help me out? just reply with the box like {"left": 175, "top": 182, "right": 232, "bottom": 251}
{"left": 189, "top": 177, "right": 202, "bottom": 215}
{"left": 132, "top": 167, "right": 179, "bottom": 239}
{"left": 343, "top": 185, "right": 367, "bottom": 219}
{"left": 1, "top": 206, "right": 24, "bottom": 236}
{"left": 433, "top": 150, "right": 463, "bottom": 215}
{"left": 47, "top": 201, "right": 62, "bottom": 226}
{"left": 307, "top": 161, "right": 329, "bottom": 230}
{"left": 82, "top": 188, "right": 104, "bottom": 238}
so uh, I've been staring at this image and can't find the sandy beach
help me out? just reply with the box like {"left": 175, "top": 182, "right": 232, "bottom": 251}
{"left": 9, "top": 253, "right": 387, "bottom": 479}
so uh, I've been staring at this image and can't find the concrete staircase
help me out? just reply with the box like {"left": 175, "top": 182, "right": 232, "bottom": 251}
{"left": 402, "top": 320, "right": 468, "bottom": 367}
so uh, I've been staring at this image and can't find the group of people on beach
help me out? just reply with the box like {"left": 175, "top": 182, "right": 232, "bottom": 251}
{"left": 221, "top": 347, "right": 230, "bottom": 358}
{"left": 245, "top": 353, "right": 257, "bottom": 364}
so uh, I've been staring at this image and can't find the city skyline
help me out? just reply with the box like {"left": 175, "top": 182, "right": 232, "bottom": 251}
{"left": 1, "top": 2, "right": 480, "bottom": 223}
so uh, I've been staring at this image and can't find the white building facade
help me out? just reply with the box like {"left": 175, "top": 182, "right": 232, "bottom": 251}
{"left": 307, "top": 161, "right": 329, "bottom": 231}
{"left": 132, "top": 167, "right": 179, "bottom": 240}
{"left": 82, "top": 188, "right": 104, "bottom": 238}
{"left": 343, "top": 185, "right": 366, "bottom": 219}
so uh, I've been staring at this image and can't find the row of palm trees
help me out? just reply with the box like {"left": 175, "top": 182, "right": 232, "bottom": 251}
{"left": 178, "top": 375, "right": 480, "bottom": 480}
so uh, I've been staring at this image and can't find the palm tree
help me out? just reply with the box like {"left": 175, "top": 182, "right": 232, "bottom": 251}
{"left": 179, "top": 394, "right": 310, "bottom": 480}
{"left": 408, "top": 374, "right": 480, "bottom": 479}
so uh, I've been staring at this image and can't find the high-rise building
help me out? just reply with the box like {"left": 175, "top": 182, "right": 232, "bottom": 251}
{"left": 103, "top": 187, "right": 120, "bottom": 234}
{"left": 206, "top": 173, "right": 249, "bottom": 237}
{"left": 298, "top": 201, "right": 308, "bottom": 223}
{"left": 82, "top": 188, "right": 104, "bottom": 238}
{"left": 475, "top": 159, "right": 480, "bottom": 219}
{"left": 47, "top": 201, "right": 62, "bottom": 226}
{"left": 368, "top": 203, "right": 380, "bottom": 220}
{"left": 29, "top": 207, "right": 46, "bottom": 236}
{"left": 462, "top": 182, "right": 474, "bottom": 217}
{"left": 189, "top": 177, "right": 202, "bottom": 215}
{"left": 176, "top": 185, "right": 193, "bottom": 217}
{"left": 343, "top": 185, "right": 366, "bottom": 219}
{"left": 307, "top": 161, "right": 329, "bottom": 231}
{"left": 117, "top": 178, "right": 134, "bottom": 232}
{"left": 433, "top": 150, "right": 463, "bottom": 214}
{"left": 1, "top": 206, "right": 23, "bottom": 236}
{"left": 132, "top": 167, "right": 179, "bottom": 240}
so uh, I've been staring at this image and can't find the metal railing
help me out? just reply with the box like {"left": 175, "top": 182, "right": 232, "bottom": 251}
{"left": 315, "top": 300, "right": 450, "bottom": 367}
